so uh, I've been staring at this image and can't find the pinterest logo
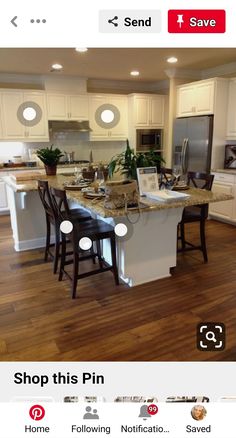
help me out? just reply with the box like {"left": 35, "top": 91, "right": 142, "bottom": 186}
{"left": 29, "top": 405, "right": 45, "bottom": 421}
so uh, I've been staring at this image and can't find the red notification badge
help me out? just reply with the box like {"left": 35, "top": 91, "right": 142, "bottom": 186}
{"left": 147, "top": 404, "right": 158, "bottom": 415}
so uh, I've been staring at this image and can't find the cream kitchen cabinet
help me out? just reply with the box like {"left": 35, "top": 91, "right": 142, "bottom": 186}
{"left": 226, "top": 79, "right": 236, "bottom": 139}
{"left": 129, "top": 94, "right": 165, "bottom": 127}
{"left": 209, "top": 172, "right": 236, "bottom": 224}
{"left": 1, "top": 90, "right": 49, "bottom": 141}
{"left": 176, "top": 80, "right": 215, "bottom": 117}
{"left": 89, "top": 94, "right": 128, "bottom": 141}
{"left": 47, "top": 93, "right": 89, "bottom": 120}
{"left": 0, "top": 172, "right": 9, "bottom": 214}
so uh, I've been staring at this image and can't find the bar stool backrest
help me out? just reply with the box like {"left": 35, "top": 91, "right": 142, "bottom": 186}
{"left": 38, "top": 180, "right": 55, "bottom": 219}
{"left": 50, "top": 187, "right": 70, "bottom": 221}
{"left": 187, "top": 172, "right": 214, "bottom": 218}
{"left": 187, "top": 172, "right": 214, "bottom": 190}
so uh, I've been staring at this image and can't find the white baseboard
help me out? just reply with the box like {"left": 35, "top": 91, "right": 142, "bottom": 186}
{"left": 14, "top": 235, "right": 55, "bottom": 252}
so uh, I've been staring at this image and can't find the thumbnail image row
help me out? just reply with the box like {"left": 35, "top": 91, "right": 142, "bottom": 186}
{"left": 64, "top": 395, "right": 233, "bottom": 403}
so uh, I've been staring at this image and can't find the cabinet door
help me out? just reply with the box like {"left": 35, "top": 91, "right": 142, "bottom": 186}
{"left": 23, "top": 92, "right": 49, "bottom": 140}
{"left": 0, "top": 181, "right": 8, "bottom": 210}
{"left": 108, "top": 97, "right": 128, "bottom": 139}
{"left": 226, "top": 80, "right": 236, "bottom": 139}
{"left": 1, "top": 92, "right": 25, "bottom": 138}
{"left": 68, "top": 95, "right": 89, "bottom": 120}
{"left": 134, "top": 96, "right": 149, "bottom": 126}
{"left": 176, "top": 86, "right": 196, "bottom": 117}
{"left": 195, "top": 82, "right": 214, "bottom": 115}
{"left": 47, "top": 94, "right": 68, "bottom": 120}
{"left": 209, "top": 183, "right": 234, "bottom": 220}
{"left": 150, "top": 96, "right": 165, "bottom": 126}
{"left": 89, "top": 96, "right": 109, "bottom": 139}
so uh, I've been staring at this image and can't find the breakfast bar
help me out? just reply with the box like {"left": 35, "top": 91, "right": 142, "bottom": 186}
{"left": 4, "top": 175, "right": 233, "bottom": 286}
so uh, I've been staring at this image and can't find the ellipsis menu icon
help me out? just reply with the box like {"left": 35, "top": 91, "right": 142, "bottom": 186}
{"left": 168, "top": 10, "right": 226, "bottom": 33}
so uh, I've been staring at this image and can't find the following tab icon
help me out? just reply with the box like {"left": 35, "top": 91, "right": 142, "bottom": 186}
{"left": 168, "top": 10, "right": 226, "bottom": 33}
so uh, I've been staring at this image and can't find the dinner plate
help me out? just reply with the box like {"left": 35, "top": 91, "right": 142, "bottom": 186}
{"left": 64, "top": 183, "right": 89, "bottom": 190}
{"left": 83, "top": 192, "right": 105, "bottom": 199}
{"left": 173, "top": 184, "right": 189, "bottom": 191}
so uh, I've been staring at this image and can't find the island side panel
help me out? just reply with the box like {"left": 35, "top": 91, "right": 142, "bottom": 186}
{"left": 94, "top": 207, "right": 183, "bottom": 287}
{"left": 7, "top": 186, "right": 50, "bottom": 251}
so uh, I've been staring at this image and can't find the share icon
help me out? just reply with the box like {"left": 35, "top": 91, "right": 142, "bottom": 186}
{"left": 108, "top": 16, "right": 119, "bottom": 27}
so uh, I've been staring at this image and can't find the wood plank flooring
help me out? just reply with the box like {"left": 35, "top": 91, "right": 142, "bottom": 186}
{"left": 0, "top": 214, "right": 236, "bottom": 361}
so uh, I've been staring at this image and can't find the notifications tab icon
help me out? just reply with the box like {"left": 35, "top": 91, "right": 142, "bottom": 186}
{"left": 168, "top": 10, "right": 226, "bottom": 33}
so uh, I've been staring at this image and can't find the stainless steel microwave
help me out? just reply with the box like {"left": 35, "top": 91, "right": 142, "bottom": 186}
{"left": 136, "top": 129, "right": 163, "bottom": 152}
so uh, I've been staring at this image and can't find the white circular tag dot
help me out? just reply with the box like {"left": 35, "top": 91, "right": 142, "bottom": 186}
{"left": 115, "top": 223, "right": 128, "bottom": 237}
{"left": 60, "top": 220, "right": 73, "bottom": 234}
{"left": 79, "top": 237, "right": 92, "bottom": 251}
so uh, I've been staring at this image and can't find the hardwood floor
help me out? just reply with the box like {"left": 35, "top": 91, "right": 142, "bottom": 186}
{"left": 0, "top": 214, "right": 236, "bottom": 361}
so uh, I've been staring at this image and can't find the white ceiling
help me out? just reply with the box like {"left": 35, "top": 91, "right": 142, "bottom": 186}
{"left": 0, "top": 48, "right": 236, "bottom": 82}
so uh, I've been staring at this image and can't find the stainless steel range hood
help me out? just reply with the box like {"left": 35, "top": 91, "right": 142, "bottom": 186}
{"left": 49, "top": 120, "right": 92, "bottom": 133}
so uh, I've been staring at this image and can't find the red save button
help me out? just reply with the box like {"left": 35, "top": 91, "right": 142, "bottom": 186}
{"left": 168, "top": 10, "right": 226, "bottom": 33}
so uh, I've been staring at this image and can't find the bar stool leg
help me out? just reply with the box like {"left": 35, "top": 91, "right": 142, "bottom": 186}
{"left": 200, "top": 219, "right": 208, "bottom": 263}
{"left": 44, "top": 215, "right": 51, "bottom": 262}
{"left": 180, "top": 222, "right": 186, "bottom": 250}
{"left": 72, "top": 252, "right": 79, "bottom": 299}
{"left": 59, "top": 233, "right": 66, "bottom": 281}
{"left": 96, "top": 240, "right": 103, "bottom": 269}
{"left": 110, "top": 235, "right": 119, "bottom": 285}
{"left": 53, "top": 224, "right": 60, "bottom": 274}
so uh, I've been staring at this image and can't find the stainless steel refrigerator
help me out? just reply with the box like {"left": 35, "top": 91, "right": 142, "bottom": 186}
{"left": 173, "top": 115, "right": 214, "bottom": 174}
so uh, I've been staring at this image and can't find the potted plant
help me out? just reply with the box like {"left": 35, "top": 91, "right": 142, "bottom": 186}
{"left": 108, "top": 139, "right": 165, "bottom": 180}
{"left": 36, "top": 145, "right": 63, "bottom": 175}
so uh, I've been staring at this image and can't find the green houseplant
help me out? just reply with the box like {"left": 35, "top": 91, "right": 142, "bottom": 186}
{"left": 108, "top": 139, "right": 165, "bottom": 180}
{"left": 37, "top": 145, "right": 64, "bottom": 176}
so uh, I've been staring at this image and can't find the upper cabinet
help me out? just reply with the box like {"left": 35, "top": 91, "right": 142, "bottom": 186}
{"left": 129, "top": 94, "right": 165, "bottom": 127}
{"left": 89, "top": 94, "right": 128, "bottom": 141}
{"left": 226, "top": 79, "right": 236, "bottom": 139}
{"left": 1, "top": 90, "right": 49, "bottom": 141}
{"left": 47, "top": 93, "right": 89, "bottom": 120}
{"left": 176, "top": 80, "right": 215, "bottom": 117}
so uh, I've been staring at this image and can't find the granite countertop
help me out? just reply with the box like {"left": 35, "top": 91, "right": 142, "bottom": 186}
{"left": 4, "top": 175, "right": 234, "bottom": 218}
{"left": 211, "top": 168, "right": 236, "bottom": 175}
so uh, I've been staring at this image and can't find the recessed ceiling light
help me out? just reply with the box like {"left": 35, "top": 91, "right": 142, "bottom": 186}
{"left": 130, "top": 71, "right": 140, "bottom": 76}
{"left": 75, "top": 48, "right": 88, "bottom": 53}
{"left": 51, "top": 63, "right": 63, "bottom": 70}
{"left": 167, "top": 57, "right": 178, "bottom": 64}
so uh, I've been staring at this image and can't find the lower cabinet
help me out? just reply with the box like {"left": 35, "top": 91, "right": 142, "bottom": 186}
{"left": 209, "top": 173, "right": 236, "bottom": 224}
{"left": 0, "top": 178, "right": 9, "bottom": 213}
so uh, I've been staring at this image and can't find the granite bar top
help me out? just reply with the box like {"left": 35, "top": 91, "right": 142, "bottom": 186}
{"left": 211, "top": 168, "right": 236, "bottom": 175}
{"left": 4, "top": 175, "right": 234, "bottom": 219}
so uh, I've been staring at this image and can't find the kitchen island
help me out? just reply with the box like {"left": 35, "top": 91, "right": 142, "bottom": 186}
{"left": 4, "top": 175, "right": 233, "bottom": 286}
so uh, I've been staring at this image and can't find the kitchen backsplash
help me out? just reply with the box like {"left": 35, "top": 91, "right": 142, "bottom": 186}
{"left": 0, "top": 133, "right": 126, "bottom": 163}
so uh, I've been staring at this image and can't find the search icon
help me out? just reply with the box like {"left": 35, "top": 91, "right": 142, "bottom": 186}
{"left": 205, "top": 331, "right": 217, "bottom": 342}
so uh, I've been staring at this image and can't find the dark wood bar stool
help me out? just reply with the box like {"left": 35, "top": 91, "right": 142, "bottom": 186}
{"left": 50, "top": 187, "right": 119, "bottom": 299}
{"left": 38, "top": 180, "right": 91, "bottom": 274}
{"left": 159, "top": 167, "right": 173, "bottom": 188}
{"left": 178, "top": 172, "right": 214, "bottom": 262}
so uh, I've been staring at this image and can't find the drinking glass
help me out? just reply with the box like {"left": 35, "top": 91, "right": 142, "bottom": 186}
{"left": 172, "top": 166, "right": 182, "bottom": 182}
{"left": 95, "top": 170, "right": 105, "bottom": 189}
{"left": 74, "top": 166, "right": 82, "bottom": 183}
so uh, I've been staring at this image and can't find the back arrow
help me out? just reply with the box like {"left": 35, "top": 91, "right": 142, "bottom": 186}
{"left": 11, "top": 16, "right": 18, "bottom": 27}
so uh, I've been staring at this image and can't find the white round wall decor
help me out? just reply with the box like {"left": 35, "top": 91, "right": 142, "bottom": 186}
{"left": 17, "top": 101, "right": 43, "bottom": 127}
{"left": 95, "top": 104, "right": 120, "bottom": 129}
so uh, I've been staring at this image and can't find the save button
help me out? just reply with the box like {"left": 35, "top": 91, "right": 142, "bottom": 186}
{"left": 168, "top": 10, "right": 226, "bottom": 33}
